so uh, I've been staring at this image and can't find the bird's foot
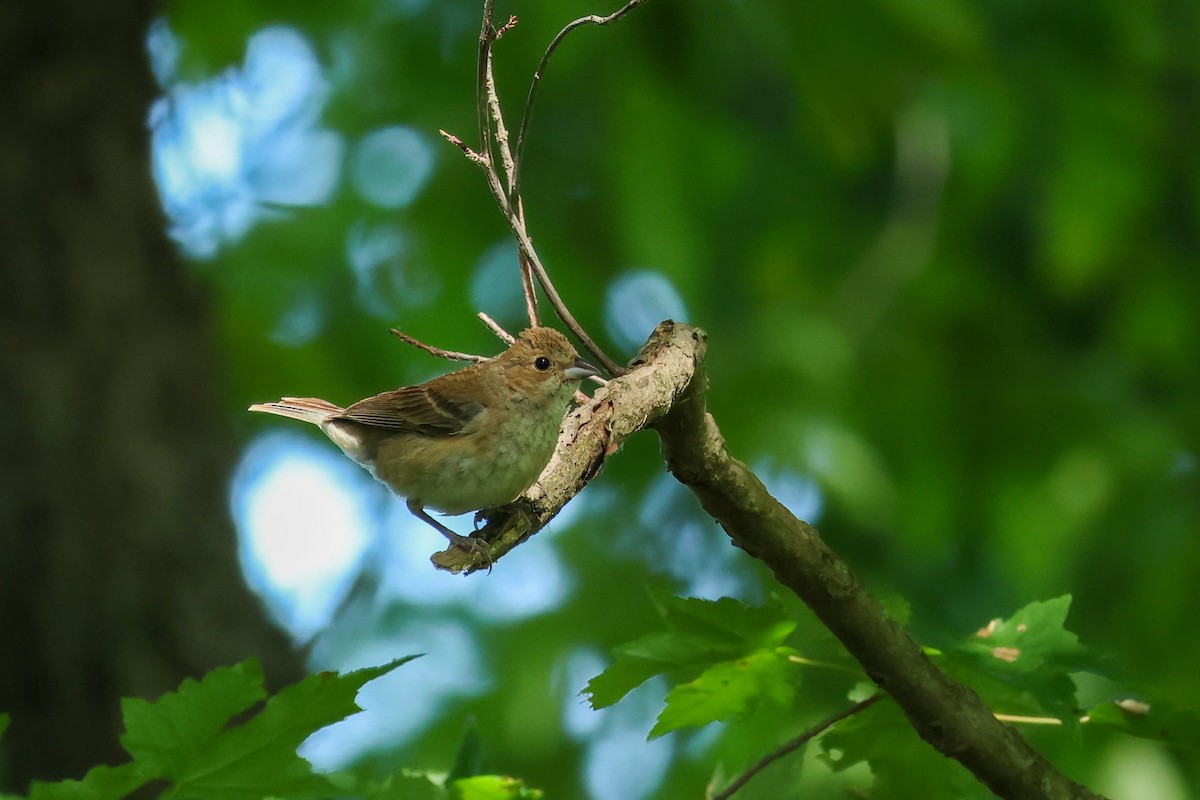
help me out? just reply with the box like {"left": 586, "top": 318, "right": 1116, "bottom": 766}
{"left": 447, "top": 531, "right": 493, "bottom": 573}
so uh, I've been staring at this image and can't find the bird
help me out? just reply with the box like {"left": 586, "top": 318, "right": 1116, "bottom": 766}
{"left": 248, "top": 327, "right": 600, "bottom": 562}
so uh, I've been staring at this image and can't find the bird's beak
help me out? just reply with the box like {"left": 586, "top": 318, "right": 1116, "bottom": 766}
{"left": 564, "top": 357, "right": 601, "bottom": 382}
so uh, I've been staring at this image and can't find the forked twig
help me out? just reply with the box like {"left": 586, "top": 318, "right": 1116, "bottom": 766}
{"left": 511, "top": 0, "right": 648, "bottom": 202}
{"left": 456, "top": 0, "right": 629, "bottom": 376}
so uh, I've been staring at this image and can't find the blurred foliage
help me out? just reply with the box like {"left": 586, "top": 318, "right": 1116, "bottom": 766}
{"left": 5, "top": 596, "right": 1192, "bottom": 799}
{"left": 4, "top": 659, "right": 542, "bottom": 800}
{"left": 144, "top": 0, "right": 1200, "bottom": 796}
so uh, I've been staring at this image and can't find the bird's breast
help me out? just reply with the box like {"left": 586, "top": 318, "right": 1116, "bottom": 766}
{"left": 369, "top": 401, "right": 566, "bottom": 515}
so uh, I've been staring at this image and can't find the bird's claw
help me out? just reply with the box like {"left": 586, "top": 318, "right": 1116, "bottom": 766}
{"left": 450, "top": 532, "right": 493, "bottom": 573}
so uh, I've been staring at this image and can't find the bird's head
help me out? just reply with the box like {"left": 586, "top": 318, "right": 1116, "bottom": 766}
{"left": 499, "top": 327, "right": 600, "bottom": 406}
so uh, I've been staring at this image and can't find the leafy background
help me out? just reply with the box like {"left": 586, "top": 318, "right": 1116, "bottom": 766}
{"left": 9, "top": 0, "right": 1200, "bottom": 797}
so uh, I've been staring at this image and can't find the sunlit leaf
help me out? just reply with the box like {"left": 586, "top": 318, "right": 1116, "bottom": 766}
{"left": 449, "top": 775, "right": 543, "bottom": 800}
{"left": 327, "top": 768, "right": 444, "bottom": 800}
{"left": 944, "top": 596, "right": 1092, "bottom": 718}
{"left": 585, "top": 594, "right": 796, "bottom": 709}
{"left": 649, "top": 649, "right": 797, "bottom": 738}
{"left": 650, "top": 592, "right": 797, "bottom": 649}
{"left": 956, "top": 596, "right": 1082, "bottom": 672}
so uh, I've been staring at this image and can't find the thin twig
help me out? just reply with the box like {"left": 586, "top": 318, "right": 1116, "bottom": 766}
{"left": 495, "top": 13, "right": 519, "bottom": 39}
{"left": 485, "top": 53, "right": 517, "bottom": 189}
{"left": 465, "top": 0, "right": 630, "bottom": 375}
{"left": 476, "top": 0, "right": 497, "bottom": 159}
{"left": 994, "top": 713, "right": 1064, "bottom": 726}
{"left": 509, "top": 218, "right": 625, "bottom": 375}
{"left": 438, "top": 129, "right": 486, "bottom": 165}
{"left": 709, "top": 694, "right": 884, "bottom": 800}
{"left": 519, "top": 250, "right": 540, "bottom": 326}
{"left": 389, "top": 329, "right": 486, "bottom": 363}
{"left": 480, "top": 27, "right": 541, "bottom": 328}
{"left": 511, "top": 0, "right": 648, "bottom": 202}
{"left": 477, "top": 312, "right": 516, "bottom": 344}
{"left": 481, "top": 45, "right": 541, "bottom": 328}
{"left": 477, "top": 134, "right": 618, "bottom": 372}
{"left": 475, "top": 142, "right": 621, "bottom": 373}
{"left": 476, "top": 312, "right": 606, "bottom": 394}
{"left": 473, "top": 1, "right": 516, "bottom": 194}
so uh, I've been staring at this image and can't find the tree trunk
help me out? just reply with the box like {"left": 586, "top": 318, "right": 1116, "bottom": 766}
{"left": 0, "top": 0, "right": 301, "bottom": 789}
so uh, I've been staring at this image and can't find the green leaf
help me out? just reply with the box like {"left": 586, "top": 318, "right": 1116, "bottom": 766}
{"left": 584, "top": 632, "right": 711, "bottom": 709}
{"left": 447, "top": 719, "right": 486, "bottom": 782}
{"left": 120, "top": 659, "right": 267, "bottom": 778}
{"left": 449, "top": 775, "right": 543, "bottom": 800}
{"left": 651, "top": 592, "right": 797, "bottom": 650}
{"left": 28, "top": 763, "right": 149, "bottom": 800}
{"left": 167, "top": 656, "right": 419, "bottom": 800}
{"left": 821, "top": 699, "right": 989, "bottom": 799}
{"left": 944, "top": 596, "right": 1089, "bottom": 718}
{"left": 649, "top": 649, "right": 797, "bottom": 738}
{"left": 585, "top": 594, "right": 796, "bottom": 708}
{"left": 328, "top": 768, "right": 445, "bottom": 800}
{"left": 0, "top": 713, "right": 8, "bottom": 740}
{"left": 956, "top": 596, "right": 1083, "bottom": 672}
{"left": 1085, "top": 698, "right": 1200, "bottom": 751}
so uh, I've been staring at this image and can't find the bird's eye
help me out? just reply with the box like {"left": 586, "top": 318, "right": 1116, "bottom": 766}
{"left": 534, "top": 356, "right": 551, "bottom": 371}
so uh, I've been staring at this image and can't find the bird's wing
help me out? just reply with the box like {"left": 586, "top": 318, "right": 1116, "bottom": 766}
{"left": 338, "top": 384, "right": 484, "bottom": 435}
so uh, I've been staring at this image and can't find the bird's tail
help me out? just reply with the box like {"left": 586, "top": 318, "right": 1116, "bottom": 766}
{"left": 247, "top": 396, "right": 345, "bottom": 425}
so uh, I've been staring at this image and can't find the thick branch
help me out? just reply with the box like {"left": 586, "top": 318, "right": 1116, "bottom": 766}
{"left": 652, "top": 325, "right": 1105, "bottom": 800}
{"left": 437, "top": 321, "right": 1105, "bottom": 800}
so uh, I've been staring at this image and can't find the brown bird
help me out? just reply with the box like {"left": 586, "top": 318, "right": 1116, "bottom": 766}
{"left": 249, "top": 327, "right": 600, "bottom": 560}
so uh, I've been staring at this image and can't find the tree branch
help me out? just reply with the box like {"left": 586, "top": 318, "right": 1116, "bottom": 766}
{"left": 652, "top": 325, "right": 1106, "bottom": 800}
{"left": 434, "top": 321, "right": 1105, "bottom": 800}
{"left": 448, "top": 6, "right": 1103, "bottom": 797}
{"left": 430, "top": 320, "right": 697, "bottom": 573}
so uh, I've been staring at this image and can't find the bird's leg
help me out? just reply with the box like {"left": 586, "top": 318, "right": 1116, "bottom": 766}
{"left": 407, "top": 498, "right": 493, "bottom": 568}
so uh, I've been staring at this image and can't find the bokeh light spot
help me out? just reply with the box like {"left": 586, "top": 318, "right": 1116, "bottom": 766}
{"left": 373, "top": 496, "right": 575, "bottom": 621}
{"left": 230, "top": 432, "right": 375, "bottom": 642}
{"left": 582, "top": 678, "right": 674, "bottom": 800}
{"left": 351, "top": 125, "right": 436, "bottom": 209}
{"left": 604, "top": 270, "right": 688, "bottom": 353}
{"left": 301, "top": 619, "right": 489, "bottom": 769}
{"left": 149, "top": 23, "right": 343, "bottom": 258}
{"left": 469, "top": 241, "right": 526, "bottom": 326}
{"left": 346, "top": 220, "right": 439, "bottom": 318}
